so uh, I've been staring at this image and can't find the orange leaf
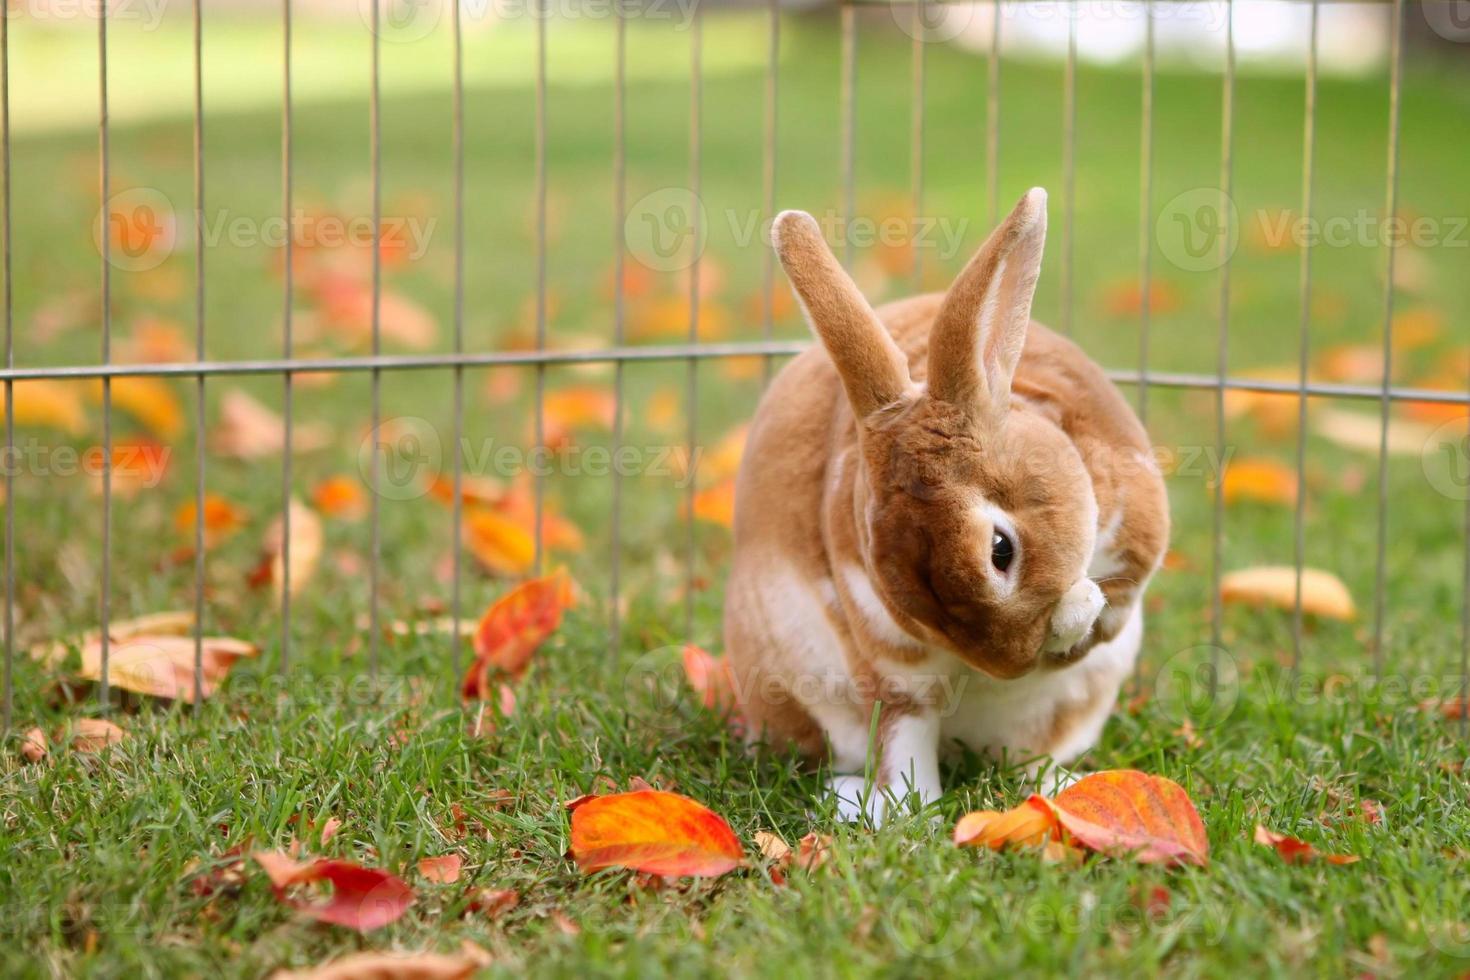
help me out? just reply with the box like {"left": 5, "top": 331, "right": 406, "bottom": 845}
{"left": 542, "top": 387, "right": 616, "bottom": 448}
{"left": 20, "top": 726, "right": 47, "bottom": 763}
{"left": 1049, "top": 770, "right": 1209, "bottom": 867}
{"left": 252, "top": 852, "right": 415, "bottom": 931}
{"left": 953, "top": 796, "right": 1061, "bottom": 850}
{"left": 94, "top": 375, "right": 184, "bottom": 439}
{"left": 1315, "top": 344, "right": 1383, "bottom": 384}
{"left": 568, "top": 789, "right": 745, "bottom": 877}
{"left": 270, "top": 947, "right": 490, "bottom": 980}
{"left": 428, "top": 472, "right": 505, "bottom": 509}
{"left": 0, "top": 379, "right": 87, "bottom": 435}
{"left": 687, "top": 480, "right": 736, "bottom": 528}
{"left": 1221, "top": 458, "right": 1298, "bottom": 506}
{"left": 465, "top": 887, "right": 520, "bottom": 920}
{"left": 76, "top": 633, "right": 258, "bottom": 703}
{"left": 1220, "top": 565, "right": 1355, "bottom": 620}
{"left": 462, "top": 508, "right": 536, "bottom": 578}
{"left": 1254, "top": 825, "right": 1360, "bottom": 865}
{"left": 71, "top": 718, "right": 127, "bottom": 753}
{"left": 212, "top": 389, "right": 331, "bottom": 459}
{"left": 1101, "top": 279, "right": 1180, "bottom": 317}
{"left": 174, "top": 493, "right": 248, "bottom": 547}
{"left": 1391, "top": 306, "right": 1443, "bottom": 352}
{"left": 681, "top": 644, "right": 737, "bottom": 715}
{"left": 312, "top": 475, "right": 368, "bottom": 521}
{"left": 416, "top": 854, "right": 463, "bottom": 884}
{"left": 461, "top": 570, "right": 575, "bottom": 698}
{"left": 256, "top": 500, "right": 324, "bottom": 603}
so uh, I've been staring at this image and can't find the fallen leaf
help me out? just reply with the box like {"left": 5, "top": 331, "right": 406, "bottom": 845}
{"left": 174, "top": 493, "right": 248, "bottom": 548}
{"left": 70, "top": 717, "right": 127, "bottom": 753}
{"left": 417, "top": 855, "right": 463, "bottom": 884}
{"left": 462, "top": 508, "right": 536, "bottom": 578}
{"left": 1101, "top": 278, "right": 1181, "bottom": 318}
{"left": 95, "top": 439, "right": 172, "bottom": 498}
{"left": 213, "top": 389, "right": 331, "bottom": 460}
{"left": 1313, "top": 406, "right": 1438, "bottom": 457}
{"left": 1222, "top": 367, "right": 1302, "bottom": 438}
{"left": 1315, "top": 344, "right": 1384, "bottom": 385}
{"left": 268, "top": 947, "right": 489, "bottom": 980}
{"left": 687, "top": 480, "right": 736, "bottom": 528}
{"left": 954, "top": 796, "right": 1061, "bottom": 850}
{"left": 569, "top": 789, "right": 745, "bottom": 877}
{"left": 319, "top": 817, "right": 343, "bottom": 846}
{"left": 1391, "top": 306, "right": 1443, "bottom": 351}
{"left": 256, "top": 500, "right": 324, "bottom": 602}
{"left": 1418, "top": 697, "right": 1468, "bottom": 721}
{"left": 791, "top": 832, "right": 832, "bottom": 872}
{"left": 74, "top": 633, "right": 258, "bottom": 703}
{"left": 1253, "top": 825, "right": 1360, "bottom": 865}
{"left": 0, "top": 379, "right": 87, "bottom": 434}
{"left": 117, "top": 316, "right": 191, "bottom": 363}
{"left": 312, "top": 475, "right": 369, "bottom": 521}
{"left": 20, "top": 726, "right": 47, "bottom": 762}
{"left": 1220, "top": 565, "right": 1355, "bottom": 621}
{"left": 1221, "top": 458, "right": 1298, "bottom": 506}
{"left": 462, "top": 569, "right": 575, "bottom": 698}
{"left": 542, "top": 387, "right": 616, "bottom": 449}
{"left": 1050, "top": 770, "right": 1209, "bottom": 867}
{"left": 681, "top": 644, "right": 737, "bottom": 715}
{"left": 94, "top": 375, "right": 184, "bottom": 439}
{"left": 252, "top": 851, "right": 415, "bottom": 931}
{"left": 754, "top": 830, "right": 791, "bottom": 863}
{"left": 465, "top": 887, "right": 519, "bottom": 920}
{"left": 428, "top": 472, "right": 505, "bottom": 509}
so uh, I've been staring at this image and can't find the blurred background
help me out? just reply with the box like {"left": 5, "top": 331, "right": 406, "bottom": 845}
{"left": 2, "top": 0, "right": 1468, "bottom": 696}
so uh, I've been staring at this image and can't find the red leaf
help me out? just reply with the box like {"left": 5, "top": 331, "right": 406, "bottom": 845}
{"left": 1253, "top": 825, "right": 1360, "bottom": 866}
{"left": 1049, "top": 770, "right": 1209, "bottom": 867}
{"left": 252, "top": 851, "right": 415, "bottom": 931}
{"left": 681, "top": 644, "right": 738, "bottom": 715}
{"left": 569, "top": 789, "right": 745, "bottom": 877}
{"left": 462, "top": 569, "right": 575, "bottom": 698}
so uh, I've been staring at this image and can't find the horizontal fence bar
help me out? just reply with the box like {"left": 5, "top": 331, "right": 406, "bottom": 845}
{"left": 0, "top": 349, "right": 1466, "bottom": 408}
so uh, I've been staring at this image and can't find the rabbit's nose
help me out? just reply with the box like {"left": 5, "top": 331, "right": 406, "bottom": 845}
{"left": 1045, "top": 579, "right": 1105, "bottom": 652}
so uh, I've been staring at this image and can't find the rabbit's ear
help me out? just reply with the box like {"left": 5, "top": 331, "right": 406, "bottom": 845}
{"left": 772, "top": 210, "right": 912, "bottom": 420}
{"left": 927, "top": 188, "right": 1047, "bottom": 424}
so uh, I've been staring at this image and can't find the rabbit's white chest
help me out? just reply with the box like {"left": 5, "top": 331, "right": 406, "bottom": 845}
{"left": 881, "top": 603, "right": 1143, "bottom": 766}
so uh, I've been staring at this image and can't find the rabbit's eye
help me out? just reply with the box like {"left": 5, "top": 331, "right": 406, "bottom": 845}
{"left": 991, "top": 530, "right": 1015, "bottom": 573}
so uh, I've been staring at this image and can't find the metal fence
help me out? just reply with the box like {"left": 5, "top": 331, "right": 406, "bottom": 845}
{"left": 1, "top": 0, "right": 1467, "bottom": 731}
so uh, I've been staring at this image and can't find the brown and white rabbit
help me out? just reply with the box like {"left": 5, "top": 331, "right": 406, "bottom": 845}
{"left": 724, "top": 189, "right": 1169, "bottom": 821}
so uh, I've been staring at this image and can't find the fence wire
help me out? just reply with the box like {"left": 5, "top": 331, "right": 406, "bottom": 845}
{"left": 0, "top": 0, "right": 1463, "bottom": 737}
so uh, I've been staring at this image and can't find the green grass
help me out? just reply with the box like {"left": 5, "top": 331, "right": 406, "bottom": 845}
{"left": 2, "top": 9, "right": 1470, "bottom": 977}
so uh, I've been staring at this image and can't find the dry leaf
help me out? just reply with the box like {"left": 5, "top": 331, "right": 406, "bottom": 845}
{"left": 1050, "top": 770, "right": 1209, "bottom": 867}
{"left": 174, "top": 493, "right": 248, "bottom": 548}
{"left": 76, "top": 633, "right": 258, "bottom": 703}
{"left": 568, "top": 789, "right": 745, "bottom": 877}
{"left": 462, "top": 508, "right": 536, "bottom": 578}
{"left": 312, "top": 476, "right": 369, "bottom": 521}
{"left": 268, "top": 947, "right": 489, "bottom": 980}
{"left": 542, "top": 387, "right": 616, "bottom": 449}
{"left": 213, "top": 389, "right": 331, "bottom": 460}
{"left": 681, "top": 644, "right": 737, "bottom": 716}
{"left": 253, "top": 851, "right": 415, "bottom": 931}
{"left": 20, "top": 726, "right": 47, "bottom": 762}
{"left": 1220, "top": 565, "right": 1355, "bottom": 621}
{"left": 465, "top": 887, "right": 519, "bottom": 920}
{"left": 1313, "top": 406, "right": 1438, "bottom": 457}
{"left": 687, "top": 481, "right": 736, "bottom": 528}
{"left": 71, "top": 717, "right": 127, "bottom": 753}
{"left": 319, "top": 817, "right": 343, "bottom": 846}
{"left": 754, "top": 830, "right": 791, "bottom": 863}
{"left": 417, "top": 855, "right": 463, "bottom": 884}
{"left": 462, "top": 569, "right": 575, "bottom": 698}
{"left": 0, "top": 379, "right": 87, "bottom": 435}
{"left": 954, "top": 796, "right": 1061, "bottom": 851}
{"left": 257, "top": 500, "right": 324, "bottom": 602}
{"left": 1315, "top": 344, "right": 1384, "bottom": 385}
{"left": 1253, "top": 825, "right": 1360, "bottom": 865}
{"left": 1221, "top": 458, "right": 1298, "bottom": 506}
{"left": 95, "top": 375, "right": 184, "bottom": 439}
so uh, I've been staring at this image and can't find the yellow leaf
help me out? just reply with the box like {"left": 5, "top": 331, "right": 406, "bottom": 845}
{"left": 1221, "top": 458, "right": 1298, "bottom": 506}
{"left": 94, "top": 376, "right": 184, "bottom": 439}
{"left": 0, "top": 379, "right": 87, "bottom": 435}
{"left": 463, "top": 507, "right": 536, "bottom": 577}
{"left": 1221, "top": 565, "right": 1355, "bottom": 621}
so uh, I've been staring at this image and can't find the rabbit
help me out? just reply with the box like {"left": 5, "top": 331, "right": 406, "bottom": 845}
{"left": 723, "top": 188, "right": 1169, "bottom": 823}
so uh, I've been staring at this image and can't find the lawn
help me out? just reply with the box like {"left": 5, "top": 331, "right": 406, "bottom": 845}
{"left": 2, "top": 6, "right": 1470, "bottom": 977}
